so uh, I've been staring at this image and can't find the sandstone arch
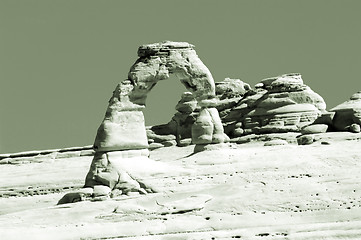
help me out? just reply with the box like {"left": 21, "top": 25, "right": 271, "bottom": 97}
{"left": 93, "top": 41, "right": 226, "bottom": 152}
{"left": 84, "top": 41, "right": 226, "bottom": 192}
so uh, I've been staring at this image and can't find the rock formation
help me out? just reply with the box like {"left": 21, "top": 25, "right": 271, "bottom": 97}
{"left": 147, "top": 74, "right": 329, "bottom": 144}
{"left": 221, "top": 73, "right": 327, "bottom": 136}
{"left": 83, "top": 41, "right": 226, "bottom": 195}
{"left": 330, "top": 91, "right": 361, "bottom": 131}
{"left": 57, "top": 41, "right": 360, "bottom": 203}
{"left": 147, "top": 78, "right": 250, "bottom": 146}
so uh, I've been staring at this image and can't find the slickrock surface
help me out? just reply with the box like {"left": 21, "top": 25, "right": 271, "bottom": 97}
{"left": 1, "top": 132, "right": 361, "bottom": 239}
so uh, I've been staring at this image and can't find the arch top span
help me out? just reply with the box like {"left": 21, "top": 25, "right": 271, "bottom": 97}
{"left": 93, "top": 41, "right": 226, "bottom": 153}
{"left": 128, "top": 41, "right": 216, "bottom": 106}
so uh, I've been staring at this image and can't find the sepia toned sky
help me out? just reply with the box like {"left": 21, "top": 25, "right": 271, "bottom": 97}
{"left": 1, "top": 0, "right": 360, "bottom": 153}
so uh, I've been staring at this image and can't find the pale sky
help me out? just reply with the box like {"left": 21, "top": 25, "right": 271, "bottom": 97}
{"left": 1, "top": 0, "right": 360, "bottom": 153}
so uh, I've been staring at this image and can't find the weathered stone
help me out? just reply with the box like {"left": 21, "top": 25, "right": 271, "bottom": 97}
{"left": 297, "top": 135, "right": 315, "bottom": 145}
{"left": 93, "top": 185, "right": 111, "bottom": 197}
{"left": 130, "top": 41, "right": 216, "bottom": 103}
{"left": 114, "top": 172, "right": 142, "bottom": 194}
{"left": 77, "top": 188, "right": 94, "bottom": 197}
{"left": 89, "top": 40, "right": 225, "bottom": 156}
{"left": 178, "top": 138, "right": 192, "bottom": 147}
{"left": 192, "top": 108, "right": 214, "bottom": 144}
{"left": 149, "top": 123, "right": 176, "bottom": 136}
{"left": 215, "top": 78, "right": 251, "bottom": 99}
{"left": 313, "top": 111, "right": 336, "bottom": 125}
{"left": 149, "top": 142, "right": 164, "bottom": 150}
{"left": 146, "top": 130, "right": 176, "bottom": 143}
{"left": 216, "top": 98, "right": 240, "bottom": 112}
{"left": 110, "top": 189, "right": 123, "bottom": 198}
{"left": 175, "top": 92, "right": 197, "bottom": 113}
{"left": 161, "top": 140, "right": 177, "bottom": 147}
{"left": 350, "top": 123, "right": 361, "bottom": 133}
{"left": 57, "top": 192, "right": 85, "bottom": 205}
{"left": 84, "top": 152, "right": 109, "bottom": 188}
{"left": 94, "top": 170, "right": 119, "bottom": 189}
{"left": 258, "top": 125, "right": 299, "bottom": 134}
{"left": 235, "top": 122, "right": 243, "bottom": 128}
{"left": 301, "top": 124, "right": 328, "bottom": 134}
{"left": 94, "top": 110, "right": 148, "bottom": 152}
{"left": 233, "top": 127, "right": 244, "bottom": 137}
{"left": 330, "top": 91, "right": 361, "bottom": 131}
{"left": 92, "top": 41, "right": 223, "bottom": 153}
{"left": 261, "top": 73, "right": 303, "bottom": 88}
{"left": 208, "top": 107, "right": 225, "bottom": 143}
{"left": 222, "top": 73, "right": 325, "bottom": 135}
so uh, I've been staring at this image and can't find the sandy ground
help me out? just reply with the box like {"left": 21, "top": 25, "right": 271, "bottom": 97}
{"left": 1, "top": 133, "right": 361, "bottom": 239}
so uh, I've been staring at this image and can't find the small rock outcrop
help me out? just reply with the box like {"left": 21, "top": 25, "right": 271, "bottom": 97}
{"left": 330, "top": 91, "right": 361, "bottom": 131}
{"left": 222, "top": 73, "right": 326, "bottom": 136}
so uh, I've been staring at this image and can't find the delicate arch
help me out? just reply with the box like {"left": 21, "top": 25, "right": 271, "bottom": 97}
{"left": 93, "top": 41, "right": 225, "bottom": 152}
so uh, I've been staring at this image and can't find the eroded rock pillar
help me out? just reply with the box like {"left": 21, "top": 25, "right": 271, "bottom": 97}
{"left": 93, "top": 80, "right": 148, "bottom": 152}
{"left": 192, "top": 102, "right": 226, "bottom": 145}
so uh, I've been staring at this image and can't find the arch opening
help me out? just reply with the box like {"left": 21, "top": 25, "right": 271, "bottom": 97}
{"left": 141, "top": 75, "right": 185, "bottom": 127}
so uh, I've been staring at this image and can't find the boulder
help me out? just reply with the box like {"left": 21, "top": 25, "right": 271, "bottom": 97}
{"left": 57, "top": 192, "right": 85, "bottom": 205}
{"left": 215, "top": 78, "right": 251, "bottom": 99}
{"left": 175, "top": 92, "right": 197, "bottom": 113}
{"left": 301, "top": 124, "right": 328, "bottom": 134}
{"left": 161, "top": 140, "right": 177, "bottom": 147}
{"left": 233, "top": 127, "right": 244, "bottom": 137}
{"left": 297, "top": 135, "right": 315, "bottom": 145}
{"left": 350, "top": 123, "right": 361, "bottom": 133}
